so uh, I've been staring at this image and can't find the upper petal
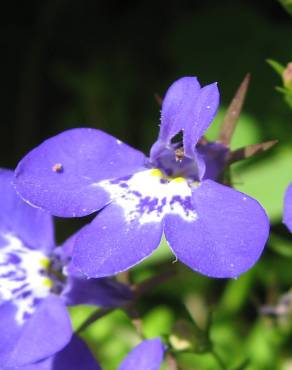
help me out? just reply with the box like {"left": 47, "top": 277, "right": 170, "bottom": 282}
{"left": 283, "top": 183, "right": 292, "bottom": 232}
{"left": 150, "top": 77, "right": 219, "bottom": 161}
{"left": 0, "top": 168, "right": 54, "bottom": 252}
{"left": 14, "top": 128, "right": 146, "bottom": 217}
{"left": 118, "top": 338, "right": 165, "bottom": 370}
{"left": 159, "top": 77, "right": 201, "bottom": 143}
{"left": 164, "top": 180, "right": 269, "bottom": 278}
{"left": 183, "top": 82, "right": 219, "bottom": 159}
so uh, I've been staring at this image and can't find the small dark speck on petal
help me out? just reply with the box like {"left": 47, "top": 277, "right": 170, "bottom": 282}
{"left": 52, "top": 163, "right": 63, "bottom": 173}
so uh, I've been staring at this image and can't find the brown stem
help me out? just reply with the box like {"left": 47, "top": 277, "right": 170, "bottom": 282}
{"left": 218, "top": 74, "right": 250, "bottom": 146}
{"left": 166, "top": 353, "right": 179, "bottom": 370}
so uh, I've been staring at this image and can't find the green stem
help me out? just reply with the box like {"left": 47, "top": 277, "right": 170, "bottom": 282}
{"left": 76, "top": 307, "right": 114, "bottom": 334}
{"left": 211, "top": 349, "right": 226, "bottom": 370}
{"left": 76, "top": 267, "right": 177, "bottom": 334}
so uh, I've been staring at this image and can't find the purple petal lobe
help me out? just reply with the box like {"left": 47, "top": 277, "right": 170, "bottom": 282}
{"left": 183, "top": 83, "right": 219, "bottom": 159}
{"left": 62, "top": 276, "right": 132, "bottom": 307}
{"left": 283, "top": 183, "right": 292, "bottom": 232}
{"left": 0, "top": 168, "right": 54, "bottom": 252}
{"left": 197, "top": 142, "right": 229, "bottom": 181}
{"left": 2, "top": 295, "right": 72, "bottom": 368}
{"left": 14, "top": 128, "right": 146, "bottom": 217}
{"left": 150, "top": 78, "right": 219, "bottom": 163}
{"left": 0, "top": 234, "right": 53, "bottom": 322}
{"left": 118, "top": 338, "right": 165, "bottom": 370}
{"left": 9, "top": 335, "right": 101, "bottom": 370}
{"left": 165, "top": 180, "right": 269, "bottom": 278}
{"left": 0, "top": 302, "right": 24, "bottom": 368}
{"left": 72, "top": 202, "right": 163, "bottom": 277}
{"left": 159, "top": 77, "right": 201, "bottom": 142}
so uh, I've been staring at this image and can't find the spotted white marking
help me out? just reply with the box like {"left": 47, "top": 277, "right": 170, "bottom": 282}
{"left": 99, "top": 169, "right": 198, "bottom": 224}
{"left": 0, "top": 234, "right": 52, "bottom": 325}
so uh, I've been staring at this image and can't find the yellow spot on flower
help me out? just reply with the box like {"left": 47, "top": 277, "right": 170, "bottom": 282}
{"left": 40, "top": 258, "right": 50, "bottom": 269}
{"left": 150, "top": 169, "right": 163, "bottom": 177}
{"left": 191, "top": 181, "right": 200, "bottom": 188}
{"left": 172, "top": 177, "right": 185, "bottom": 183}
{"left": 43, "top": 278, "right": 53, "bottom": 288}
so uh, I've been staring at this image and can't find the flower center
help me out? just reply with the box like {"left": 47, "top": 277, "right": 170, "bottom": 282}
{"left": 151, "top": 144, "right": 200, "bottom": 181}
{"left": 99, "top": 168, "right": 199, "bottom": 225}
{"left": 0, "top": 234, "right": 64, "bottom": 325}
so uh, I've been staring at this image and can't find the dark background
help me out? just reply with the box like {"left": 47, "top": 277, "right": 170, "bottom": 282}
{"left": 1, "top": 0, "right": 292, "bottom": 169}
{"left": 2, "top": 2, "right": 292, "bottom": 369}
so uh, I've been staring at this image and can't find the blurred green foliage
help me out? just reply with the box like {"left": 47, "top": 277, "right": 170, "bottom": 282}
{"left": 279, "top": 0, "right": 292, "bottom": 16}
{"left": 2, "top": 0, "right": 292, "bottom": 369}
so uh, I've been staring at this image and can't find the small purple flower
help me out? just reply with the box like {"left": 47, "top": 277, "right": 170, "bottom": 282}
{"left": 11, "top": 337, "right": 165, "bottom": 370}
{"left": 118, "top": 338, "right": 165, "bottom": 370}
{"left": 14, "top": 77, "right": 269, "bottom": 279}
{"left": 0, "top": 169, "right": 132, "bottom": 369}
{"left": 283, "top": 183, "right": 292, "bottom": 231}
{"left": 8, "top": 335, "right": 102, "bottom": 370}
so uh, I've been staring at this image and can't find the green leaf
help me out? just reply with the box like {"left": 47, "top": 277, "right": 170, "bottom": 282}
{"left": 279, "top": 0, "right": 292, "bottom": 16}
{"left": 218, "top": 270, "right": 255, "bottom": 315}
{"left": 142, "top": 305, "right": 175, "bottom": 338}
{"left": 267, "top": 59, "right": 285, "bottom": 77}
{"left": 275, "top": 86, "right": 292, "bottom": 97}
{"left": 232, "top": 147, "right": 292, "bottom": 222}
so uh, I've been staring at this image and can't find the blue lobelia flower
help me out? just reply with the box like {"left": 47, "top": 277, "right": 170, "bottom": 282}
{"left": 117, "top": 338, "right": 165, "bottom": 370}
{"left": 14, "top": 77, "right": 269, "bottom": 279}
{"left": 283, "top": 183, "right": 292, "bottom": 232}
{"left": 7, "top": 335, "right": 102, "bottom": 370}
{"left": 11, "top": 337, "right": 165, "bottom": 370}
{"left": 0, "top": 169, "right": 132, "bottom": 369}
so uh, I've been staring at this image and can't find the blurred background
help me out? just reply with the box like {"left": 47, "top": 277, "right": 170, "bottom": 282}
{"left": 2, "top": 1, "right": 292, "bottom": 369}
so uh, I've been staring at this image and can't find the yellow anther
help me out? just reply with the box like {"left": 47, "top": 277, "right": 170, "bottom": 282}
{"left": 150, "top": 169, "right": 163, "bottom": 177}
{"left": 40, "top": 258, "right": 50, "bottom": 269}
{"left": 43, "top": 278, "right": 53, "bottom": 288}
{"left": 172, "top": 177, "right": 185, "bottom": 183}
{"left": 191, "top": 181, "right": 200, "bottom": 188}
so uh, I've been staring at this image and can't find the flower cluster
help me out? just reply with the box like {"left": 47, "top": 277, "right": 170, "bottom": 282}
{"left": 0, "top": 169, "right": 131, "bottom": 369}
{"left": 0, "top": 75, "right": 273, "bottom": 369}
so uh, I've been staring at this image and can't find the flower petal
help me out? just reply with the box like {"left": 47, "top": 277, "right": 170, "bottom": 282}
{"left": 183, "top": 82, "right": 219, "bottom": 159}
{"left": 1, "top": 295, "right": 72, "bottom": 368}
{"left": 118, "top": 338, "right": 165, "bottom": 370}
{"left": 158, "top": 77, "right": 201, "bottom": 142}
{"left": 12, "top": 335, "right": 101, "bottom": 370}
{"left": 164, "top": 180, "right": 269, "bottom": 278}
{"left": 150, "top": 77, "right": 219, "bottom": 162}
{"left": 14, "top": 128, "right": 146, "bottom": 217}
{"left": 72, "top": 203, "right": 163, "bottom": 277}
{"left": 0, "top": 168, "right": 54, "bottom": 253}
{"left": 283, "top": 183, "right": 292, "bottom": 232}
{"left": 62, "top": 275, "right": 132, "bottom": 307}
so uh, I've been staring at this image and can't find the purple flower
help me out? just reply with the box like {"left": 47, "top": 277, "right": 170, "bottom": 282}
{"left": 7, "top": 335, "right": 102, "bottom": 370}
{"left": 14, "top": 77, "right": 269, "bottom": 279}
{"left": 0, "top": 169, "right": 132, "bottom": 369}
{"left": 283, "top": 183, "right": 292, "bottom": 231}
{"left": 10, "top": 337, "right": 165, "bottom": 370}
{"left": 118, "top": 338, "right": 165, "bottom": 370}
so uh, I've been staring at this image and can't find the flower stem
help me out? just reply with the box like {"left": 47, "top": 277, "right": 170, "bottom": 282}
{"left": 211, "top": 349, "right": 226, "bottom": 370}
{"left": 76, "top": 267, "right": 177, "bottom": 333}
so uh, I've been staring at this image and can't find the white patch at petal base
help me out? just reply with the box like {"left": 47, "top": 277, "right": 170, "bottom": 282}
{"left": 99, "top": 169, "right": 198, "bottom": 224}
{"left": 0, "top": 234, "right": 52, "bottom": 325}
